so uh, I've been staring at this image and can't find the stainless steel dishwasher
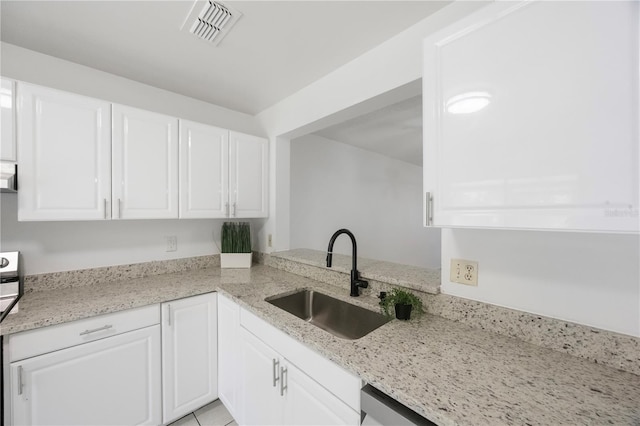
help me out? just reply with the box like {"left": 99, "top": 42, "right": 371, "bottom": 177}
{"left": 361, "top": 384, "right": 436, "bottom": 426}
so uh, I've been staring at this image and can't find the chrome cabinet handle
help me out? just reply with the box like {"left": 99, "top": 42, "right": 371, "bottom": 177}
{"left": 17, "top": 366, "right": 23, "bottom": 395}
{"left": 79, "top": 324, "right": 113, "bottom": 336}
{"left": 280, "top": 366, "right": 287, "bottom": 396}
{"left": 167, "top": 304, "right": 172, "bottom": 326}
{"left": 225, "top": 202, "right": 229, "bottom": 217}
{"left": 272, "top": 359, "right": 280, "bottom": 387}
{"left": 103, "top": 198, "right": 107, "bottom": 219}
{"left": 425, "top": 192, "right": 433, "bottom": 226}
{"left": 233, "top": 202, "right": 237, "bottom": 217}
{"left": 118, "top": 198, "right": 122, "bottom": 219}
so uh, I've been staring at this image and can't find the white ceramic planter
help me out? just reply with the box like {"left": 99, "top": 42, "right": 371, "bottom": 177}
{"left": 220, "top": 253, "right": 252, "bottom": 269}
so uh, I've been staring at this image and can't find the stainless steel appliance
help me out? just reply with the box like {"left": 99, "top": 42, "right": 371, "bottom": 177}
{"left": 0, "top": 163, "right": 17, "bottom": 193}
{"left": 361, "top": 384, "right": 435, "bottom": 426}
{"left": 0, "top": 251, "right": 22, "bottom": 323}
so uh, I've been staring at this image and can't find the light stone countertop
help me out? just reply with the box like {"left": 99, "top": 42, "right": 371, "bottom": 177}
{"left": 271, "top": 248, "right": 441, "bottom": 294}
{"left": 1, "top": 265, "right": 639, "bottom": 426}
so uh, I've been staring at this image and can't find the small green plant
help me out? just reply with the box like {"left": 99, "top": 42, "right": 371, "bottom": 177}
{"left": 221, "top": 222, "right": 252, "bottom": 253}
{"left": 380, "top": 288, "right": 424, "bottom": 319}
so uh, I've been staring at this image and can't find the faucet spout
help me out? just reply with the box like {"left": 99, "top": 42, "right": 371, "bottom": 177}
{"left": 326, "top": 229, "right": 368, "bottom": 297}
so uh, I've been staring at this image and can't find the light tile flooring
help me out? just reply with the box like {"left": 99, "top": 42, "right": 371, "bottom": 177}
{"left": 168, "top": 399, "right": 237, "bottom": 426}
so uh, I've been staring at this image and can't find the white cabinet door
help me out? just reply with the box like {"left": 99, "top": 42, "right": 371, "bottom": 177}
{"left": 112, "top": 104, "right": 179, "bottom": 219}
{"left": 1, "top": 78, "right": 16, "bottom": 161}
{"left": 179, "top": 120, "right": 229, "bottom": 218}
{"left": 162, "top": 293, "right": 218, "bottom": 424}
{"left": 11, "top": 325, "right": 161, "bottom": 426}
{"left": 17, "top": 83, "right": 111, "bottom": 221}
{"left": 229, "top": 131, "right": 268, "bottom": 218}
{"left": 239, "top": 327, "right": 282, "bottom": 426}
{"left": 423, "top": 0, "right": 639, "bottom": 232}
{"left": 282, "top": 362, "right": 360, "bottom": 426}
{"left": 217, "top": 294, "right": 241, "bottom": 420}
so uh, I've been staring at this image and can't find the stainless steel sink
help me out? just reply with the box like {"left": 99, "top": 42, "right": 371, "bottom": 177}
{"left": 266, "top": 289, "right": 390, "bottom": 340}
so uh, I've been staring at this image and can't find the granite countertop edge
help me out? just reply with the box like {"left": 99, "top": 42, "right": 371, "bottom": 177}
{"left": 1, "top": 265, "right": 638, "bottom": 426}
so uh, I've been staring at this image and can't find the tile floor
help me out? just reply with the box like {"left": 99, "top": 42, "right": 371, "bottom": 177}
{"left": 168, "top": 399, "right": 237, "bottom": 426}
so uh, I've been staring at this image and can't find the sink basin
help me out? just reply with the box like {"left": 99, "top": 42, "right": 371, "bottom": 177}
{"left": 266, "top": 289, "right": 390, "bottom": 340}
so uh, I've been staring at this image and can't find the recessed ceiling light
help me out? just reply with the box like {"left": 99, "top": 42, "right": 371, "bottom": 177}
{"left": 446, "top": 92, "right": 491, "bottom": 114}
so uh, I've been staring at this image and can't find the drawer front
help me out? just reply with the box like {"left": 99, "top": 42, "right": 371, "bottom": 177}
{"left": 240, "top": 307, "right": 361, "bottom": 412}
{"left": 9, "top": 304, "right": 160, "bottom": 361}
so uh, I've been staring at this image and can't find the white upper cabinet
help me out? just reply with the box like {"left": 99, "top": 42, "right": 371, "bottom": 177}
{"left": 1, "top": 78, "right": 16, "bottom": 162}
{"left": 112, "top": 104, "right": 179, "bottom": 219}
{"left": 17, "top": 83, "right": 112, "bottom": 221}
{"left": 229, "top": 131, "right": 268, "bottom": 218}
{"left": 179, "top": 120, "right": 229, "bottom": 218}
{"left": 423, "top": 1, "right": 639, "bottom": 232}
{"left": 14, "top": 82, "right": 268, "bottom": 221}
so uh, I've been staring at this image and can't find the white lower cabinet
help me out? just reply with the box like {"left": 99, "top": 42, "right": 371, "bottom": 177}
{"left": 6, "top": 295, "right": 221, "bottom": 426}
{"left": 239, "top": 327, "right": 359, "bottom": 426}
{"left": 217, "top": 293, "right": 241, "bottom": 420}
{"left": 10, "top": 325, "right": 161, "bottom": 426}
{"left": 161, "top": 293, "right": 218, "bottom": 424}
{"left": 238, "top": 328, "right": 282, "bottom": 425}
{"left": 282, "top": 361, "right": 360, "bottom": 426}
{"left": 237, "top": 305, "right": 360, "bottom": 426}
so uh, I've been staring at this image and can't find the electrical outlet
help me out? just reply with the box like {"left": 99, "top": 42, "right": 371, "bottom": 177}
{"left": 166, "top": 236, "right": 177, "bottom": 252}
{"left": 450, "top": 259, "right": 478, "bottom": 286}
{"left": 268, "top": 234, "right": 273, "bottom": 248}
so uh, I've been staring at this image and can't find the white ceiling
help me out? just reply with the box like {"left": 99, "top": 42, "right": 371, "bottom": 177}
{"left": 314, "top": 95, "right": 422, "bottom": 166}
{"left": 0, "top": 0, "right": 448, "bottom": 115}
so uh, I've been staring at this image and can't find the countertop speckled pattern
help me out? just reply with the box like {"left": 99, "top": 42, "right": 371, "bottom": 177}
{"left": 271, "top": 248, "right": 441, "bottom": 294}
{"left": 2, "top": 265, "right": 639, "bottom": 426}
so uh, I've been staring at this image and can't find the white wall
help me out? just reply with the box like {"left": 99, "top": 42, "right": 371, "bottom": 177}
{"left": 0, "top": 43, "right": 264, "bottom": 136}
{"left": 290, "top": 134, "right": 440, "bottom": 269}
{"left": 0, "top": 43, "right": 265, "bottom": 275}
{"left": 441, "top": 229, "right": 640, "bottom": 337}
{"left": 1, "top": 195, "right": 224, "bottom": 275}
{"left": 256, "top": 1, "right": 487, "bottom": 138}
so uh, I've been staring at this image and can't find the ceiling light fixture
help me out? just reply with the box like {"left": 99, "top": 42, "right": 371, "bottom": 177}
{"left": 446, "top": 92, "right": 491, "bottom": 114}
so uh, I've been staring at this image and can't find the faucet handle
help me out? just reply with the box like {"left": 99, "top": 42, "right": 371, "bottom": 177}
{"left": 357, "top": 279, "right": 368, "bottom": 289}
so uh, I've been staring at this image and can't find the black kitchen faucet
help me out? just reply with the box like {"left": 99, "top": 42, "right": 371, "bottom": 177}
{"left": 326, "top": 229, "right": 369, "bottom": 297}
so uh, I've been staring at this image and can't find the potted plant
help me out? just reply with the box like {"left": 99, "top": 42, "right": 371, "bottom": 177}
{"left": 220, "top": 222, "right": 252, "bottom": 268}
{"left": 380, "top": 288, "right": 424, "bottom": 321}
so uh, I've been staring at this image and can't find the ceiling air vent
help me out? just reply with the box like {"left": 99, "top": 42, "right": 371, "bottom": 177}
{"left": 181, "top": 0, "right": 242, "bottom": 46}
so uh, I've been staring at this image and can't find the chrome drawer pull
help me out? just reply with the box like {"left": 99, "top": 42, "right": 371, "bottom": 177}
{"left": 79, "top": 324, "right": 113, "bottom": 336}
{"left": 272, "top": 359, "right": 279, "bottom": 387}
{"left": 17, "top": 366, "right": 23, "bottom": 395}
{"left": 280, "top": 366, "right": 287, "bottom": 396}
